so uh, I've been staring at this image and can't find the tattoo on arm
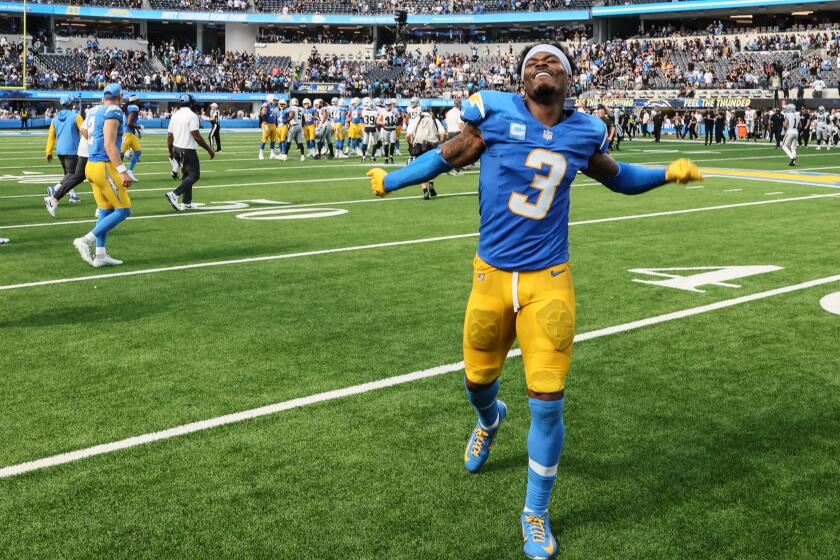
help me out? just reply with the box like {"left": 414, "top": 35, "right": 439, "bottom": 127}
{"left": 582, "top": 151, "right": 620, "bottom": 182}
{"left": 440, "top": 123, "right": 485, "bottom": 167}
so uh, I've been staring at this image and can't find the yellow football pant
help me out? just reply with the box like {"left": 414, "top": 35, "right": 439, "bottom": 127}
{"left": 121, "top": 132, "right": 141, "bottom": 153}
{"left": 85, "top": 161, "right": 132, "bottom": 209}
{"left": 333, "top": 123, "right": 346, "bottom": 140}
{"left": 261, "top": 124, "right": 279, "bottom": 143}
{"left": 348, "top": 123, "right": 362, "bottom": 139}
{"left": 278, "top": 124, "right": 288, "bottom": 143}
{"left": 463, "top": 255, "right": 575, "bottom": 393}
{"left": 304, "top": 125, "right": 315, "bottom": 141}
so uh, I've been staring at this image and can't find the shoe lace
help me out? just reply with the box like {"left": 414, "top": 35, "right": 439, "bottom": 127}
{"left": 470, "top": 427, "right": 489, "bottom": 457}
{"left": 525, "top": 515, "right": 547, "bottom": 543}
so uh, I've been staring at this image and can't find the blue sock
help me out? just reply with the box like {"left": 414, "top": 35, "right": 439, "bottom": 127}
{"left": 466, "top": 377, "right": 500, "bottom": 429}
{"left": 270, "top": 141, "right": 275, "bottom": 151}
{"left": 92, "top": 208, "right": 130, "bottom": 248}
{"left": 92, "top": 208, "right": 113, "bottom": 247}
{"left": 396, "top": 139, "right": 401, "bottom": 150}
{"left": 128, "top": 151, "right": 141, "bottom": 171}
{"left": 280, "top": 142, "right": 287, "bottom": 153}
{"left": 525, "top": 398, "right": 565, "bottom": 513}
{"left": 260, "top": 142, "right": 265, "bottom": 151}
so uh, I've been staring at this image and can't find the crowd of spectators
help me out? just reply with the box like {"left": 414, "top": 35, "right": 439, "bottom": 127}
{"left": 153, "top": 41, "right": 298, "bottom": 92}
{"left": 258, "top": 26, "right": 373, "bottom": 44}
{"left": 147, "top": 0, "right": 248, "bottom": 11}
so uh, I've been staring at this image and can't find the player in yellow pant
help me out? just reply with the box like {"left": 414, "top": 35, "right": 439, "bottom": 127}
{"left": 86, "top": 161, "right": 132, "bottom": 210}
{"left": 463, "top": 255, "right": 575, "bottom": 394}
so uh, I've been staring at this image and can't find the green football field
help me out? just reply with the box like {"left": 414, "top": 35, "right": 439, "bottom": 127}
{"left": 1, "top": 132, "right": 839, "bottom": 559}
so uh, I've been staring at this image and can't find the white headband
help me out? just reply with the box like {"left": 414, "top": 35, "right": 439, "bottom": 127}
{"left": 520, "top": 44, "right": 572, "bottom": 82}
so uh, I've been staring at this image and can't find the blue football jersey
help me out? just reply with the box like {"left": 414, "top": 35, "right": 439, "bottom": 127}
{"left": 122, "top": 104, "right": 139, "bottom": 134}
{"left": 461, "top": 91, "right": 609, "bottom": 271}
{"left": 89, "top": 104, "right": 124, "bottom": 163}
{"left": 261, "top": 103, "right": 278, "bottom": 125}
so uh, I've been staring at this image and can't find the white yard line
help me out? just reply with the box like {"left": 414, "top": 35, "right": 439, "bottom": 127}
{"left": 2, "top": 270, "right": 838, "bottom": 479}
{"left": 0, "top": 190, "right": 480, "bottom": 230}
{"left": 686, "top": 186, "right": 705, "bottom": 189}
{"left": 724, "top": 189, "right": 743, "bottom": 192}
{"left": 1, "top": 192, "right": 838, "bottom": 287}
{"left": 765, "top": 192, "right": 785, "bottom": 195}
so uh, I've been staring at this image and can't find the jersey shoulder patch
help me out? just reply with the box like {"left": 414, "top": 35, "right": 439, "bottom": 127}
{"left": 103, "top": 105, "right": 122, "bottom": 120}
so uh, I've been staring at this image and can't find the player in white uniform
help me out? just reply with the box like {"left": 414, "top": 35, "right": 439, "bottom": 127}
{"left": 377, "top": 99, "right": 400, "bottom": 165}
{"left": 814, "top": 107, "right": 829, "bottom": 150}
{"left": 283, "top": 98, "right": 306, "bottom": 161}
{"left": 314, "top": 99, "right": 335, "bottom": 160}
{"left": 781, "top": 104, "right": 800, "bottom": 166}
{"left": 360, "top": 97, "right": 380, "bottom": 162}
{"left": 829, "top": 109, "right": 839, "bottom": 148}
{"left": 745, "top": 108, "right": 757, "bottom": 142}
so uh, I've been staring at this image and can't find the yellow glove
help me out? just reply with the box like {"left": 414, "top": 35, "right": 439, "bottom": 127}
{"left": 366, "top": 168, "right": 389, "bottom": 197}
{"left": 665, "top": 158, "right": 703, "bottom": 184}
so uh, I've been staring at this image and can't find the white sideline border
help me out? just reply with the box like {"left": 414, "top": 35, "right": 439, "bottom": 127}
{"left": 2, "top": 270, "right": 839, "bottom": 479}
{"left": 2, "top": 192, "right": 839, "bottom": 291}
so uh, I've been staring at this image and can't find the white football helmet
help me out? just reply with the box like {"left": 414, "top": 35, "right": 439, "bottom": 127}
{"left": 385, "top": 98, "right": 394, "bottom": 107}
{"left": 373, "top": 97, "right": 382, "bottom": 107}
{"left": 410, "top": 96, "right": 419, "bottom": 107}
{"left": 819, "top": 106, "right": 826, "bottom": 113}
{"left": 266, "top": 94, "right": 276, "bottom": 104}
{"left": 362, "top": 97, "right": 371, "bottom": 108}
{"left": 331, "top": 97, "right": 339, "bottom": 105}
{"left": 350, "top": 97, "right": 359, "bottom": 107}
{"left": 278, "top": 98, "right": 287, "bottom": 106}
{"left": 314, "top": 99, "right": 322, "bottom": 107}
{"left": 338, "top": 98, "right": 346, "bottom": 107}
{"left": 303, "top": 98, "right": 312, "bottom": 107}
{"left": 290, "top": 98, "right": 299, "bottom": 107}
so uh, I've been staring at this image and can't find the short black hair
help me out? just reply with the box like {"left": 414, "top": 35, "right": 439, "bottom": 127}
{"left": 517, "top": 43, "right": 577, "bottom": 79}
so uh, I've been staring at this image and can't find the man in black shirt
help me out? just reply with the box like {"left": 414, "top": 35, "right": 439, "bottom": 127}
{"left": 652, "top": 108, "right": 663, "bottom": 143}
{"left": 769, "top": 109, "right": 784, "bottom": 147}
{"left": 703, "top": 110, "right": 714, "bottom": 145}
{"left": 714, "top": 111, "right": 726, "bottom": 144}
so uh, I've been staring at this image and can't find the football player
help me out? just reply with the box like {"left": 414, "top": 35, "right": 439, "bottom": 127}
{"left": 366, "top": 44, "right": 702, "bottom": 559}
{"left": 330, "top": 98, "right": 348, "bottom": 158}
{"left": 73, "top": 82, "right": 133, "bottom": 268}
{"left": 43, "top": 94, "right": 83, "bottom": 217}
{"left": 360, "top": 97, "right": 380, "bottom": 162}
{"left": 121, "top": 93, "right": 143, "bottom": 181}
{"left": 283, "top": 98, "right": 307, "bottom": 161}
{"left": 302, "top": 98, "right": 316, "bottom": 156}
{"left": 259, "top": 94, "right": 281, "bottom": 160}
{"left": 781, "top": 103, "right": 800, "bottom": 166}
{"left": 347, "top": 98, "right": 363, "bottom": 155}
{"left": 377, "top": 99, "right": 400, "bottom": 165}
{"left": 276, "top": 98, "right": 289, "bottom": 159}
{"left": 314, "top": 99, "right": 334, "bottom": 160}
{"left": 815, "top": 106, "right": 830, "bottom": 150}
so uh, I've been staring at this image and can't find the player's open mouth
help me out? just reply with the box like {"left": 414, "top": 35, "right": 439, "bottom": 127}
{"left": 534, "top": 71, "right": 552, "bottom": 80}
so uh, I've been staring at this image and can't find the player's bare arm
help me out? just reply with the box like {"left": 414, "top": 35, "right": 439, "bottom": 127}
{"left": 440, "top": 123, "right": 485, "bottom": 168}
{"left": 191, "top": 130, "right": 215, "bottom": 159}
{"left": 104, "top": 118, "right": 132, "bottom": 188}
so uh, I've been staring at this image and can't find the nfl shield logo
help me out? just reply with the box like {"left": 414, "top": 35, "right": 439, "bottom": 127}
{"left": 543, "top": 129, "right": 553, "bottom": 141}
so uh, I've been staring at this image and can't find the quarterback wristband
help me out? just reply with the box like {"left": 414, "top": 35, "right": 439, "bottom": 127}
{"left": 600, "top": 162, "right": 667, "bottom": 195}
{"left": 116, "top": 164, "right": 127, "bottom": 174}
{"left": 383, "top": 148, "right": 453, "bottom": 192}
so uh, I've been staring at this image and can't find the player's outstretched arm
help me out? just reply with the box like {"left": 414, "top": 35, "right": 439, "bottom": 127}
{"left": 584, "top": 152, "right": 702, "bottom": 195}
{"left": 367, "top": 124, "right": 485, "bottom": 197}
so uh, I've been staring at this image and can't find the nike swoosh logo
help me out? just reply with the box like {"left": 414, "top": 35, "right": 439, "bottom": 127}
{"left": 542, "top": 538, "right": 556, "bottom": 555}
{"left": 550, "top": 270, "right": 566, "bottom": 277}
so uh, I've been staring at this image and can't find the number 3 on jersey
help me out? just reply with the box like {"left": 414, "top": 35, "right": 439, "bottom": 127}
{"left": 508, "top": 149, "right": 567, "bottom": 220}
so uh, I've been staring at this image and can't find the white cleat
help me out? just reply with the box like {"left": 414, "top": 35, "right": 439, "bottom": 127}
{"left": 69, "top": 190, "right": 80, "bottom": 202}
{"left": 181, "top": 203, "right": 192, "bottom": 210}
{"left": 127, "top": 170, "right": 138, "bottom": 182}
{"left": 44, "top": 196, "right": 57, "bottom": 218}
{"left": 165, "top": 191, "right": 182, "bottom": 211}
{"left": 279, "top": 153, "right": 288, "bottom": 161}
{"left": 259, "top": 151, "right": 265, "bottom": 160}
{"left": 92, "top": 254, "right": 123, "bottom": 268}
{"left": 73, "top": 238, "right": 93, "bottom": 264}
{"left": 269, "top": 152, "right": 279, "bottom": 160}
{"left": 300, "top": 155, "right": 306, "bottom": 161}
